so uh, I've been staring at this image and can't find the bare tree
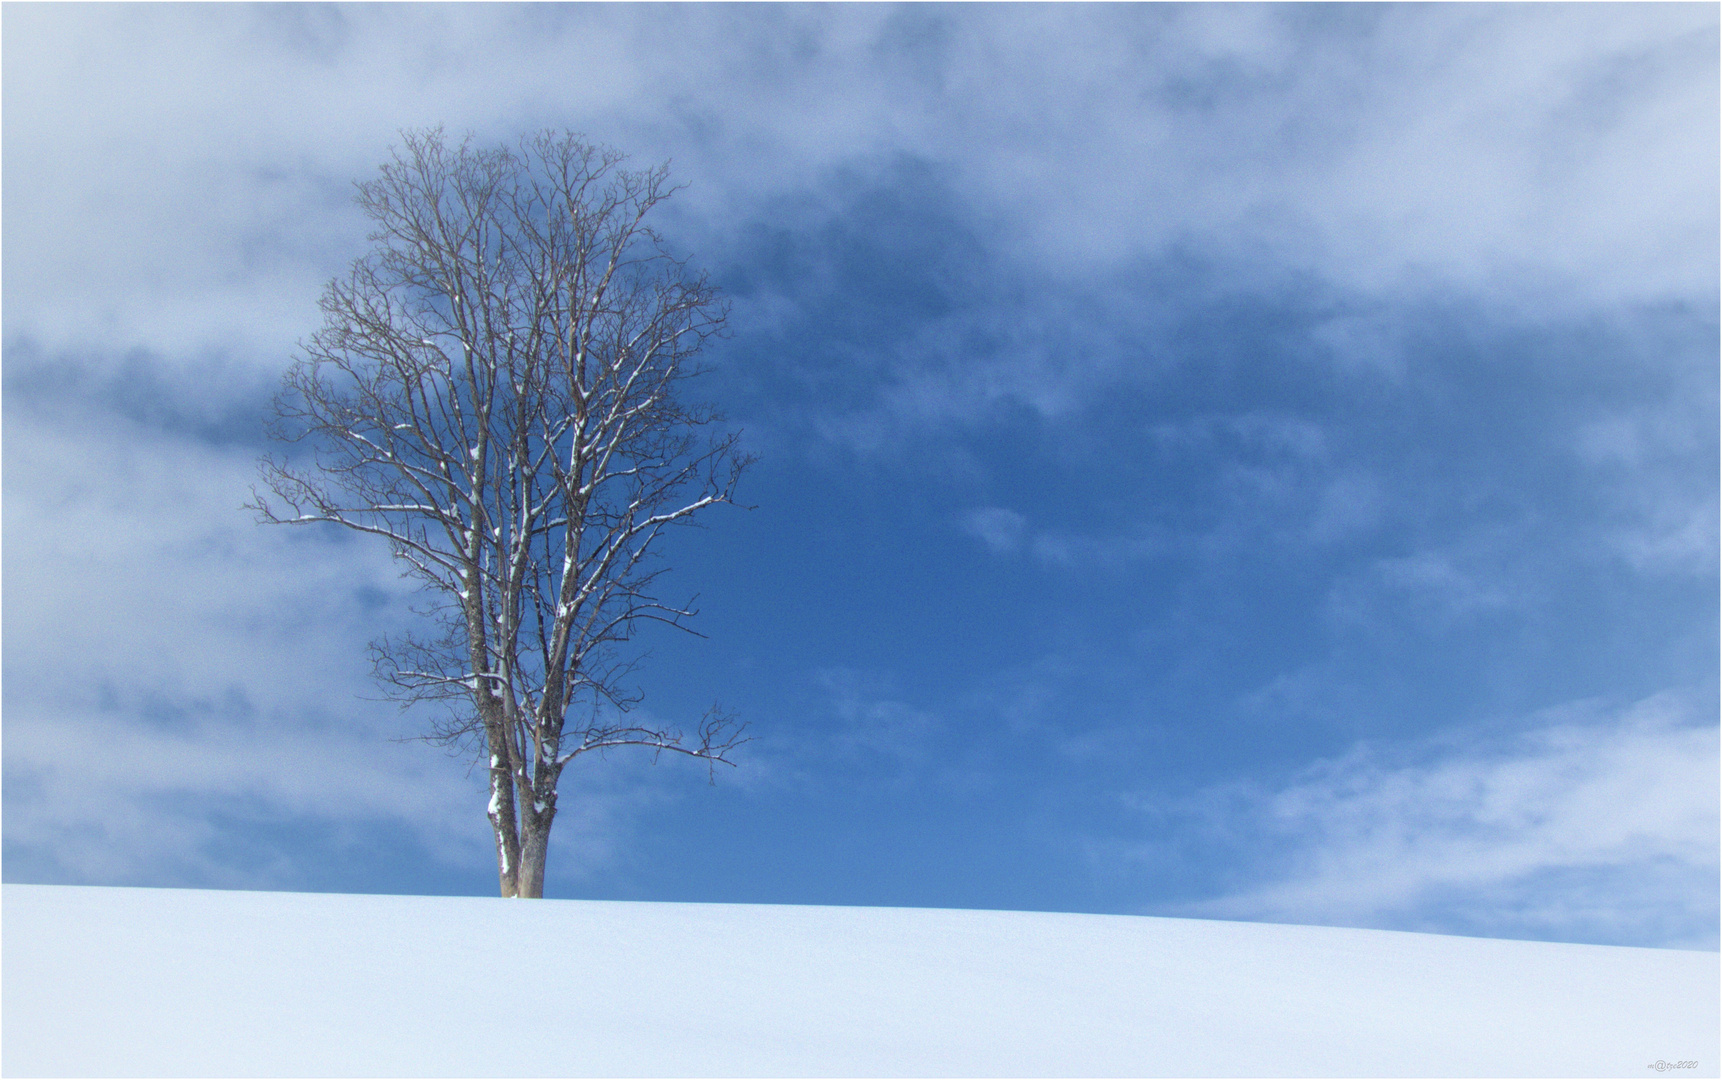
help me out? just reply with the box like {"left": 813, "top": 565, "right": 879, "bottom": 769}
{"left": 252, "top": 128, "right": 750, "bottom": 898}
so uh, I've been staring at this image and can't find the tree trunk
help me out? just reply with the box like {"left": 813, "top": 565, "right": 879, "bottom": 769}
{"left": 517, "top": 818, "right": 551, "bottom": 899}
{"left": 488, "top": 762, "right": 523, "bottom": 898}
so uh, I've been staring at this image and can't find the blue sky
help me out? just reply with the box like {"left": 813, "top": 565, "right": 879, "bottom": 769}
{"left": 4, "top": 3, "right": 1717, "bottom": 949}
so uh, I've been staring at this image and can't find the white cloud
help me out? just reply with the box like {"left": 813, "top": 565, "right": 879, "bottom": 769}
{"left": 815, "top": 668, "right": 943, "bottom": 768}
{"left": 1146, "top": 413, "right": 1331, "bottom": 460}
{"left": 955, "top": 513, "right": 1172, "bottom": 570}
{"left": 5, "top": 5, "right": 1711, "bottom": 373}
{"left": 3, "top": 3, "right": 1712, "bottom": 909}
{"left": 1573, "top": 404, "right": 1719, "bottom": 580}
{"left": 1610, "top": 494, "right": 1719, "bottom": 578}
{"left": 1, "top": 401, "right": 467, "bottom": 881}
{"left": 2, "top": 409, "right": 393, "bottom": 705}
{"left": 1305, "top": 472, "right": 1383, "bottom": 544}
{"left": 1322, "top": 544, "right": 1528, "bottom": 631}
{"left": 1373, "top": 551, "right": 1514, "bottom": 615}
{"left": 1139, "top": 693, "right": 1720, "bottom": 948}
{"left": 1027, "top": 528, "right": 1168, "bottom": 570}
{"left": 3, "top": 704, "right": 482, "bottom": 888}
{"left": 0, "top": 401, "right": 669, "bottom": 891}
{"left": 886, "top": 4, "right": 1716, "bottom": 311}
{"left": 962, "top": 507, "right": 1027, "bottom": 554}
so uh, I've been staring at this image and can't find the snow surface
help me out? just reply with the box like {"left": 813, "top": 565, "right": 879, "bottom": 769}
{"left": 2, "top": 884, "right": 1715, "bottom": 1078}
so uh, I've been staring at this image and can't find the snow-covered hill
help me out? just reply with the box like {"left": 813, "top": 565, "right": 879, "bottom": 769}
{"left": 3, "top": 883, "right": 1715, "bottom": 1077}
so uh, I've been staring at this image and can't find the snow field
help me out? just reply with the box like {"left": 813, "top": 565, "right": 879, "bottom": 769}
{"left": 2, "top": 883, "right": 1716, "bottom": 1077}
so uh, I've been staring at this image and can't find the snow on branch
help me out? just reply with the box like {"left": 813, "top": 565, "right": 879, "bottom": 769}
{"left": 251, "top": 127, "right": 753, "bottom": 898}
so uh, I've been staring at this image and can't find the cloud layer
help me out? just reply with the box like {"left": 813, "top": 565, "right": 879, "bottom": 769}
{"left": 1123, "top": 693, "right": 1718, "bottom": 948}
{"left": 7, "top": 6, "right": 1714, "bottom": 359}
{"left": 4, "top": 5, "right": 1714, "bottom": 944}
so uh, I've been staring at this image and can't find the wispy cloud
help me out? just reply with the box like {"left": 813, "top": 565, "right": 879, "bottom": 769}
{"left": 0, "top": 396, "right": 673, "bottom": 893}
{"left": 2, "top": 396, "right": 462, "bottom": 884}
{"left": 813, "top": 668, "right": 944, "bottom": 770}
{"left": 1123, "top": 693, "right": 1719, "bottom": 948}
{"left": 1574, "top": 409, "right": 1719, "bottom": 580}
{"left": 961, "top": 507, "right": 1028, "bottom": 555}
{"left": 1372, "top": 551, "right": 1515, "bottom": 617}
{"left": 9, "top": 5, "right": 1713, "bottom": 380}
{"left": 961, "top": 508, "right": 1170, "bottom": 570}
{"left": 3, "top": 4, "right": 1712, "bottom": 932}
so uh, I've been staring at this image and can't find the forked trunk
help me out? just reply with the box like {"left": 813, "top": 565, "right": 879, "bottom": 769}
{"left": 494, "top": 795, "right": 552, "bottom": 898}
